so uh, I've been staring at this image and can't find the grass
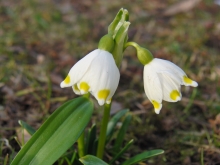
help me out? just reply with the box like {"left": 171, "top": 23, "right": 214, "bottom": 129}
{"left": 0, "top": 0, "right": 220, "bottom": 164}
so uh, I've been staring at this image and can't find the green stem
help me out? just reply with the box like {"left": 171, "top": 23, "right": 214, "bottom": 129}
{"left": 124, "top": 41, "right": 153, "bottom": 65}
{"left": 83, "top": 93, "right": 90, "bottom": 99}
{"left": 183, "top": 88, "right": 197, "bottom": 114}
{"left": 124, "top": 41, "right": 139, "bottom": 49}
{"left": 78, "top": 133, "right": 85, "bottom": 157}
{"left": 77, "top": 93, "right": 90, "bottom": 157}
{"left": 96, "top": 103, "right": 111, "bottom": 159}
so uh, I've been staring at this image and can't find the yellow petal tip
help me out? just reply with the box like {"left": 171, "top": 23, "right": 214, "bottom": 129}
{"left": 97, "top": 89, "right": 110, "bottom": 106}
{"left": 72, "top": 84, "right": 81, "bottom": 94}
{"left": 170, "top": 90, "right": 181, "bottom": 101}
{"left": 64, "top": 75, "right": 70, "bottom": 84}
{"left": 183, "top": 76, "right": 198, "bottom": 87}
{"left": 152, "top": 100, "right": 162, "bottom": 114}
{"left": 98, "top": 89, "right": 110, "bottom": 100}
{"left": 79, "top": 82, "right": 90, "bottom": 92}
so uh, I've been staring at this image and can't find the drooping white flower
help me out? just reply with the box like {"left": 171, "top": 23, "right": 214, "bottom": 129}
{"left": 60, "top": 49, "right": 120, "bottom": 106}
{"left": 144, "top": 58, "right": 198, "bottom": 114}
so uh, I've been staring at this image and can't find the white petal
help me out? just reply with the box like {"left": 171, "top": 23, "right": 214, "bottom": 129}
{"left": 153, "top": 58, "right": 185, "bottom": 74}
{"left": 72, "top": 84, "right": 81, "bottom": 95}
{"left": 153, "top": 58, "right": 198, "bottom": 87}
{"left": 76, "top": 81, "right": 90, "bottom": 95}
{"left": 144, "top": 62, "right": 163, "bottom": 113}
{"left": 93, "top": 51, "right": 120, "bottom": 105}
{"left": 152, "top": 58, "right": 185, "bottom": 84}
{"left": 106, "top": 99, "right": 112, "bottom": 104}
{"left": 152, "top": 58, "right": 198, "bottom": 87}
{"left": 154, "top": 103, "right": 162, "bottom": 114}
{"left": 157, "top": 72, "right": 182, "bottom": 102}
{"left": 60, "top": 49, "right": 100, "bottom": 88}
{"left": 78, "top": 50, "right": 120, "bottom": 106}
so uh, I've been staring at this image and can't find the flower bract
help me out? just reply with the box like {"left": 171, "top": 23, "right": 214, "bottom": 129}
{"left": 60, "top": 49, "right": 120, "bottom": 106}
{"left": 143, "top": 58, "right": 198, "bottom": 114}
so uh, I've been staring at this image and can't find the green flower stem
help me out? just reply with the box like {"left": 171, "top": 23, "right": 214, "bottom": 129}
{"left": 78, "top": 132, "right": 85, "bottom": 157}
{"left": 124, "top": 41, "right": 139, "bottom": 49}
{"left": 124, "top": 42, "right": 153, "bottom": 65}
{"left": 83, "top": 93, "right": 90, "bottom": 99}
{"left": 96, "top": 103, "right": 112, "bottom": 159}
{"left": 77, "top": 93, "right": 90, "bottom": 157}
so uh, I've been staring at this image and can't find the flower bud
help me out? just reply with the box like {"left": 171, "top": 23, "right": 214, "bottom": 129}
{"left": 136, "top": 47, "right": 153, "bottom": 65}
{"left": 125, "top": 42, "right": 153, "bottom": 65}
{"left": 98, "top": 34, "right": 115, "bottom": 53}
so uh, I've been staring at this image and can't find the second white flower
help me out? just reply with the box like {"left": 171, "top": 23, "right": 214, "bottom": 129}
{"left": 144, "top": 58, "right": 198, "bottom": 114}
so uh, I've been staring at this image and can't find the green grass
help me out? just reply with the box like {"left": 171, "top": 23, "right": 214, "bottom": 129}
{"left": 1, "top": 0, "right": 220, "bottom": 164}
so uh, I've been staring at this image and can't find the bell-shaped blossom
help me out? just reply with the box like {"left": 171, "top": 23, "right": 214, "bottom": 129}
{"left": 144, "top": 58, "right": 198, "bottom": 114}
{"left": 60, "top": 49, "right": 120, "bottom": 106}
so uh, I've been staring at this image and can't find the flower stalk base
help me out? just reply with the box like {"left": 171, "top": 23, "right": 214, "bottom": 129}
{"left": 96, "top": 103, "right": 111, "bottom": 159}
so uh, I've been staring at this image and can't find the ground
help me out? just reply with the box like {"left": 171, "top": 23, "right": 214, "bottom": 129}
{"left": 0, "top": 0, "right": 220, "bottom": 164}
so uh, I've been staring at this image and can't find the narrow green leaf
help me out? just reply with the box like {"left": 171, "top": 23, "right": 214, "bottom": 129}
{"left": 106, "top": 109, "right": 129, "bottom": 140}
{"left": 60, "top": 151, "right": 77, "bottom": 165}
{"left": 92, "top": 139, "right": 98, "bottom": 155}
{"left": 85, "top": 124, "right": 97, "bottom": 155}
{"left": 108, "top": 9, "right": 129, "bottom": 38}
{"left": 108, "top": 8, "right": 123, "bottom": 36}
{"left": 11, "top": 97, "right": 94, "bottom": 165}
{"left": 122, "top": 149, "right": 164, "bottom": 165}
{"left": 109, "top": 139, "right": 134, "bottom": 165}
{"left": 3, "top": 154, "right": 9, "bottom": 165}
{"left": 78, "top": 132, "right": 86, "bottom": 157}
{"left": 183, "top": 87, "right": 198, "bottom": 114}
{"left": 80, "top": 155, "right": 108, "bottom": 165}
{"left": 70, "top": 151, "right": 77, "bottom": 164}
{"left": 123, "top": 9, "right": 129, "bottom": 22}
{"left": 112, "top": 21, "right": 130, "bottom": 67}
{"left": 18, "top": 120, "right": 36, "bottom": 136}
{"left": 113, "top": 114, "right": 132, "bottom": 152}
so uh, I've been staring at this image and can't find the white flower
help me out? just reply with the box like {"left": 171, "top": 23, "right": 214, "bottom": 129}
{"left": 60, "top": 49, "right": 120, "bottom": 106}
{"left": 143, "top": 58, "right": 198, "bottom": 114}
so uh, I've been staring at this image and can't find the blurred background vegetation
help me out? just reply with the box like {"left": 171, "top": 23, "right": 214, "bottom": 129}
{"left": 0, "top": 0, "right": 220, "bottom": 164}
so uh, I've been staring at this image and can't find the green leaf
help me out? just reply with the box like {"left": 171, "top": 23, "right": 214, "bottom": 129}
{"left": 123, "top": 9, "right": 129, "bottom": 22}
{"left": 122, "top": 149, "right": 164, "bottom": 165}
{"left": 107, "top": 8, "right": 130, "bottom": 67}
{"left": 18, "top": 120, "right": 36, "bottom": 136}
{"left": 85, "top": 124, "right": 97, "bottom": 155}
{"left": 113, "top": 114, "right": 132, "bottom": 152}
{"left": 112, "top": 21, "right": 130, "bottom": 67}
{"left": 106, "top": 109, "right": 129, "bottom": 141}
{"left": 92, "top": 139, "right": 98, "bottom": 156}
{"left": 11, "top": 97, "right": 94, "bottom": 165}
{"left": 109, "top": 139, "right": 134, "bottom": 165}
{"left": 108, "top": 9, "right": 129, "bottom": 38}
{"left": 108, "top": 8, "right": 123, "bottom": 36}
{"left": 80, "top": 155, "right": 108, "bottom": 165}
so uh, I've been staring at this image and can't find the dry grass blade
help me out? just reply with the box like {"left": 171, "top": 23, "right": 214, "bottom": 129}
{"left": 163, "top": 0, "right": 201, "bottom": 16}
